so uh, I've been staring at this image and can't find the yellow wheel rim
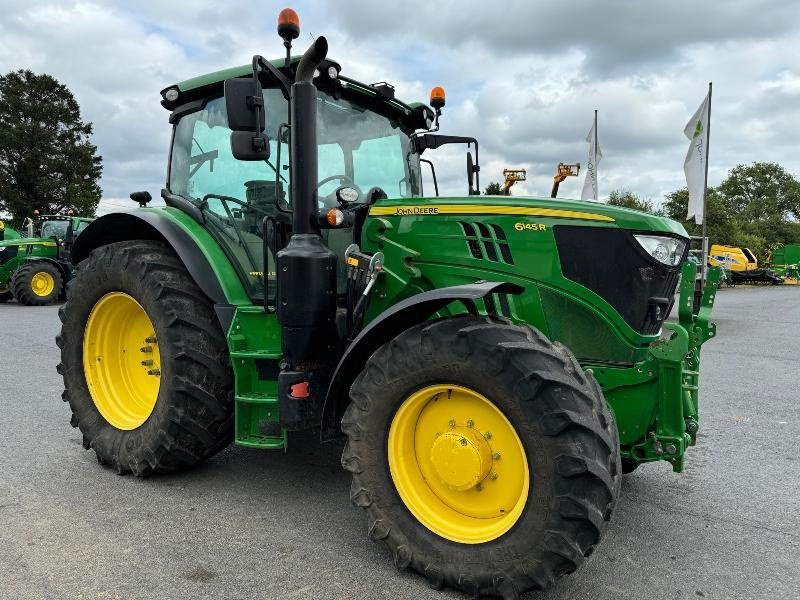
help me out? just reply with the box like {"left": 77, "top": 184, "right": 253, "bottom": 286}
{"left": 82, "top": 292, "right": 161, "bottom": 430}
{"left": 388, "top": 384, "right": 530, "bottom": 544}
{"left": 31, "top": 271, "right": 55, "bottom": 297}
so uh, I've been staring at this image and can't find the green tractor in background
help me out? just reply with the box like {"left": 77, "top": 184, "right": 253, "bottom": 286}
{"left": 0, "top": 219, "right": 21, "bottom": 242}
{"left": 58, "top": 11, "right": 719, "bottom": 598}
{"left": 767, "top": 243, "right": 800, "bottom": 283}
{"left": 0, "top": 213, "right": 93, "bottom": 305}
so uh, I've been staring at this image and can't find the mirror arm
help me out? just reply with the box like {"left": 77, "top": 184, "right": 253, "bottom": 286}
{"left": 252, "top": 55, "right": 291, "bottom": 98}
{"left": 412, "top": 134, "right": 480, "bottom": 195}
{"left": 420, "top": 159, "right": 439, "bottom": 197}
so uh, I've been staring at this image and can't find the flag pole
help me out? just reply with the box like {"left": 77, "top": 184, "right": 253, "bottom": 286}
{"left": 594, "top": 109, "right": 598, "bottom": 199}
{"left": 700, "top": 82, "right": 712, "bottom": 289}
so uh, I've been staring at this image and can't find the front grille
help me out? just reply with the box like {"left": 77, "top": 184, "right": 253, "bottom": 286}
{"left": 459, "top": 222, "right": 514, "bottom": 265}
{"left": 539, "top": 287, "right": 637, "bottom": 363}
{"left": 553, "top": 225, "right": 684, "bottom": 335}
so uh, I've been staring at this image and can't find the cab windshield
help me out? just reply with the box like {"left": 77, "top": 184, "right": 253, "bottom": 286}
{"left": 40, "top": 220, "right": 68, "bottom": 240}
{"left": 168, "top": 87, "right": 421, "bottom": 298}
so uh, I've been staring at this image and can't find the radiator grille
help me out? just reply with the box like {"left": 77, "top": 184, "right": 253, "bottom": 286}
{"left": 539, "top": 287, "right": 637, "bottom": 364}
{"left": 553, "top": 225, "right": 684, "bottom": 335}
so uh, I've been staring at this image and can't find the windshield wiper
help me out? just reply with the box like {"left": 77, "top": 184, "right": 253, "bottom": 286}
{"left": 189, "top": 150, "right": 219, "bottom": 177}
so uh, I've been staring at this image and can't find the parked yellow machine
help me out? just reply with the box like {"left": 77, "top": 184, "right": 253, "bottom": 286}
{"left": 708, "top": 244, "right": 782, "bottom": 284}
{"left": 708, "top": 244, "right": 757, "bottom": 271}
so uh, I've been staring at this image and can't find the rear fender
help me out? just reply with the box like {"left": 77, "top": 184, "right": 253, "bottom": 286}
{"left": 321, "top": 281, "right": 524, "bottom": 440}
{"left": 24, "top": 256, "right": 70, "bottom": 281}
{"left": 72, "top": 210, "right": 249, "bottom": 331}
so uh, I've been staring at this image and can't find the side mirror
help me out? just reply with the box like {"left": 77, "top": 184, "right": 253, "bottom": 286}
{"left": 466, "top": 151, "right": 480, "bottom": 195}
{"left": 224, "top": 76, "right": 269, "bottom": 161}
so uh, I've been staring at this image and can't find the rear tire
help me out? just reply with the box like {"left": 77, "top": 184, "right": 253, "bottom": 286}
{"left": 57, "top": 240, "right": 234, "bottom": 475}
{"left": 342, "top": 315, "right": 621, "bottom": 598}
{"left": 12, "top": 261, "right": 62, "bottom": 305}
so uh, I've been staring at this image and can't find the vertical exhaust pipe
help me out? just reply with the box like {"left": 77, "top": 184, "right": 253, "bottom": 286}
{"left": 277, "top": 36, "right": 338, "bottom": 369}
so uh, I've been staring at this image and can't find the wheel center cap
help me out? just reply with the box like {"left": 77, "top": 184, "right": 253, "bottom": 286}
{"left": 429, "top": 428, "right": 493, "bottom": 491}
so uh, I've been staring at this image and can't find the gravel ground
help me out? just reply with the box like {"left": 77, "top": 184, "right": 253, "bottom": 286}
{"left": 1, "top": 285, "right": 798, "bottom": 600}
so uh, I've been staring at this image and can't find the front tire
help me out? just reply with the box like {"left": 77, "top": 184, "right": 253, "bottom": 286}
{"left": 12, "top": 261, "right": 62, "bottom": 305}
{"left": 342, "top": 315, "right": 621, "bottom": 598}
{"left": 57, "top": 240, "right": 234, "bottom": 475}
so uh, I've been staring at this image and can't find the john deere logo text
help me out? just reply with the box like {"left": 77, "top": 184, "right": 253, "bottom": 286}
{"left": 514, "top": 222, "right": 546, "bottom": 231}
{"left": 394, "top": 206, "right": 439, "bottom": 216}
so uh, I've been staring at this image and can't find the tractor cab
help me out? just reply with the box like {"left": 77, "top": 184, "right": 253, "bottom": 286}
{"left": 160, "top": 51, "right": 479, "bottom": 306}
{"left": 164, "top": 67, "right": 428, "bottom": 299}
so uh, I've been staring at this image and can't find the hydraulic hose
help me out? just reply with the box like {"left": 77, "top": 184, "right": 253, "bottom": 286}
{"left": 295, "top": 36, "right": 328, "bottom": 83}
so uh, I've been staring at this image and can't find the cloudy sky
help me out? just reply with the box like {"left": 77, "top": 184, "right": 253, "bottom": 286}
{"left": 1, "top": 0, "right": 799, "bottom": 214}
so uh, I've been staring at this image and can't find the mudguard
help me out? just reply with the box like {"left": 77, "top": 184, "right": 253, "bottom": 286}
{"left": 26, "top": 256, "right": 71, "bottom": 280}
{"left": 321, "top": 280, "right": 524, "bottom": 440}
{"left": 72, "top": 211, "right": 234, "bottom": 328}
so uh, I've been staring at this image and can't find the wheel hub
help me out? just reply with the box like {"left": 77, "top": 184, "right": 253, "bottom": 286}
{"left": 31, "top": 271, "right": 55, "bottom": 297}
{"left": 388, "top": 384, "right": 530, "bottom": 544}
{"left": 429, "top": 428, "right": 492, "bottom": 491}
{"left": 82, "top": 292, "right": 161, "bottom": 430}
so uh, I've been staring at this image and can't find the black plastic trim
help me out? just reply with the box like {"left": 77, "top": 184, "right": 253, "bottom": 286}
{"left": 169, "top": 98, "right": 209, "bottom": 124}
{"left": 214, "top": 303, "right": 237, "bottom": 334}
{"left": 160, "top": 189, "right": 205, "bottom": 224}
{"left": 321, "top": 280, "right": 524, "bottom": 440}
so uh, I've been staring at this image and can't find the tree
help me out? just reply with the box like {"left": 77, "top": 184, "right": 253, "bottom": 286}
{"left": 661, "top": 163, "right": 800, "bottom": 260}
{"left": 484, "top": 182, "right": 503, "bottom": 195}
{"left": 0, "top": 70, "right": 102, "bottom": 223}
{"left": 717, "top": 162, "right": 800, "bottom": 222}
{"left": 607, "top": 189, "right": 655, "bottom": 213}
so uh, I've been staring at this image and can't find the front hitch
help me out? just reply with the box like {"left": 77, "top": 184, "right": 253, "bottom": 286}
{"left": 625, "top": 261, "right": 720, "bottom": 472}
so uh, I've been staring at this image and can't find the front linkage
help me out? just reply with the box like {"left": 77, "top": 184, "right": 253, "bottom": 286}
{"left": 597, "top": 262, "right": 720, "bottom": 472}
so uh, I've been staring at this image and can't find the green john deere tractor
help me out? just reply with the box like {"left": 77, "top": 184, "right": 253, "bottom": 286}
{"left": 0, "top": 213, "right": 93, "bottom": 305}
{"left": 58, "top": 12, "right": 719, "bottom": 598}
{"left": 0, "top": 219, "right": 20, "bottom": 242}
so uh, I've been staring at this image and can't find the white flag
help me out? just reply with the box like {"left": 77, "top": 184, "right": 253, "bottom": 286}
{"left": 684, "top": 90, "right": 710, "bottom": 224}
{"left": 581, "top": 118, "right": 602, "bottom": 200}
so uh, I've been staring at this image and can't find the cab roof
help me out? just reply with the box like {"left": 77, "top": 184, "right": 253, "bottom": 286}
{"left": 160, "top": 55, "right": 432, "bottom": 130}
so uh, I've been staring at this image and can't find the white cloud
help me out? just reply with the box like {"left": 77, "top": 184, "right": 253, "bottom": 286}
{"left": 0, "top": 0, "right": 798, "bottom": 213}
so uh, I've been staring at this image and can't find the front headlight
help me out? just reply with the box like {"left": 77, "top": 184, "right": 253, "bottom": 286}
{"left": 634, "top": 235, "right": 686, "bottom": 266}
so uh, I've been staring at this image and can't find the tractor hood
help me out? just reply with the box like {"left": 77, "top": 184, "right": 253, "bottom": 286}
{"left": 0, "top": 236, "right": 56, "bottom": 248}
{"left": 369, "top": 196, "right": 688, "bottom": 238}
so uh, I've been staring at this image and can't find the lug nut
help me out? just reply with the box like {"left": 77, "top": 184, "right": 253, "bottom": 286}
{"left": 665, "top": 443, "right": 677, "bottom": 455}
{"left": 466, "top": 419, "right": 474, "bottom": 427}
{"left": 460, "top": 438, "right": 468, "bottom": 446}
{"left": 475, "top": 483, "right": 483, "bottom": 492}
{"left": 147, "top": 368, "right": 161, "bottom": 376}
{"left": 141, "top": 360, "right": 153, "bottom": 367}
{"left": 489, "top": 472, "right": 498, "bottom": 481}
{"left": 145, "top": 337, "right": 157, "bottom": 344}
{"left": 484, "top": 432, "right": 492, "bottom": 440}
{"left": 493, "top": 452, "right": 501, "bottom": 460}
{"left": 140, "top": 346, "right": 153, "bottom": 353}
{"left": 448, "top": 419, "right": 456, "bottom": 428}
